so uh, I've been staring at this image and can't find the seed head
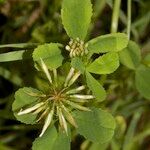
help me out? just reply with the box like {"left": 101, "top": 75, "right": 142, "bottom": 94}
{"left": 17, "top": 60, "right": 94, "bottom": 137}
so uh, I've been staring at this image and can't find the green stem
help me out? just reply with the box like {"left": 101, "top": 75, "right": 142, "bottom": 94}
{"left": 127, "top": 0, "right": 131, "bottom": 39}
{"left": 111, "top": 0, "right": 121, "bottom": 33}
{"left": 106, "top": 0, "right": 121, "bottom": 86}
{"left": 122, "top": 109, "right": 142, "bottom": 150}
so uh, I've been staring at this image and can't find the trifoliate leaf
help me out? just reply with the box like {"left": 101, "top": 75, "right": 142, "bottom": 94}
{"left": 87, "top": 33, "right": 128, "bottom": 54}
{"left": 74, "top": 108, "right": 116, "bottom": 143}
{"left": 119, "top": 41, "right": 141, "bottom": 70}
{"left": 61, "top": 0, "right": 92, "bottom": 40}
{"left": 86, "top": 71, "right": 106, "bottom": 101}
{"left": 12, "top": 87, "right": 43, "bottom": 124}
{"left": 87, "top": 52, "right": 119, "bottom": 74}
{"left": 71, "top": 57, "right": 85, "bottom": 73}
{"left": 33, "top": 43, "right": 63, "bottom": 70}
{"left": 32, "top": 126, "right": 70, "bottom": 150}
{"left": 135, "top": 65, "right": 150, "bottom": 99}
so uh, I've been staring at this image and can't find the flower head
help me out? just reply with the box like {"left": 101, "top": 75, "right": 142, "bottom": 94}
{"left": 65, "top": 37, "right": 88, "bottom": 57}
{"left": 17, "top": 59, "right": 94, "bottom": 137}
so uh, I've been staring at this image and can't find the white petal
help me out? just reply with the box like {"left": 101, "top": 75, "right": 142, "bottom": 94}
{"left": 61, "top": 104, "right": 77, "bottom": 128}
{"left": 40, "top": 58, "right": 52, "bottom": 84}
{"left": 53, "top": 69, "right": 57, "bottom": 86}
{"left": 70, "top": 99, "right": 88, "bottom": 103}
{"left": 64, "top": 68, "right": 75, "bottom": 87}
{"left": 57, "top": 107, "right": 68, "bottom": 134}
{"left": 68, "top": 72, "right": 81, "bottom": 87}
{"left": 32, "top": 105, "right": 45, "bottom": 115}
{"left": 18, "top": 102, "right": 44, "bottom": 115}
{"left": 69, "top": 51, "right": 73, "bottom": 58}
{"left": 65, "top": 45, "right": 70, "bottom": 51}
{"left": 66, "top": 85, "right": 85, "bottom": 94}
{"left": 70, "top": 94, "right": 94, "bottom": 99}
{"left": 39, "top": 108, "right": 54, "bottom": 137}
{"left": 36, "top": 108, "right": 49, "bottom": 123}
{"left": 61, "top": 113, "right": 68, "bottom": 134}
{"left": 63, "top": 100, "right": 91, "bottom": 111}
{"left": 69, "top": 39, "right": 73, "bottom": 45}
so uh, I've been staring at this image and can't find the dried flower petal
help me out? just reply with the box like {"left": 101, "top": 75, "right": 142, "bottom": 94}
{"left": 18, "top": 102, "right": 44, "bottom": 115}
{"left": 40, "top": 58, "right": 52, "bottom": 84}
{"left": 39, "top": 108, "right": 54, "bottom": 137}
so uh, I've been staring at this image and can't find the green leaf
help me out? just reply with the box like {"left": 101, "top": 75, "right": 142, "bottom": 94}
{"left": 71, "top": 57, "right": 85, "bottom": 73}
{"left": 0, "top": 43, "right": 38, "bottom": 48}
{"left": 87, "top": 33, "right": 128, "bottom": 54}
{"left": 32, "top": 126, "right": 70, "bottom": 150}
{"left": 86, "top": 71, "right": 106, "bottom": 101}
{"left": 33, "top": 43, "right": 63, "bottom": 70}
{"left": 119, "top": 41, "right": 141, "bottom": 70}
{"left": 87, "top": 52, "right": 119, "bottom": 74}
{"left": 135, "top": 65, "right": 150, "bottom": 99}
{"left": 12, "top": 87, "right": 43, "bottom": 124}
{"left": 32, "top": 126, "right": 57, "bottom": 150}
{"left": 74, "top": 108, "right": 116, "bottom": 143}
{"left": 0, "top": 50, "right": 32, "bottom": 62}
{"left": 61, "top": 0, "right": 92, "bottom": 40}
{"left": 52, "top": 131, "right": 70, "bottom": 150}
{"left": 0, "top": 66, "right": 22, "bottom": 86}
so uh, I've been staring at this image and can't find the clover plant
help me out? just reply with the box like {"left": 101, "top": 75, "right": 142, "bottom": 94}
{"left": 10, "top": 0, "right": 129, "bottom": 149}
{"left": 0, "top": 0, "right": 150, "bottom": 150}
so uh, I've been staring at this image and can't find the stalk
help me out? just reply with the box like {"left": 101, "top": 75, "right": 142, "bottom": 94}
{"left": 127, "top": 0, "right": 132, "bottom": 39}
{"left": 111, "top": 0, "right": 121, "bottom": 33}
